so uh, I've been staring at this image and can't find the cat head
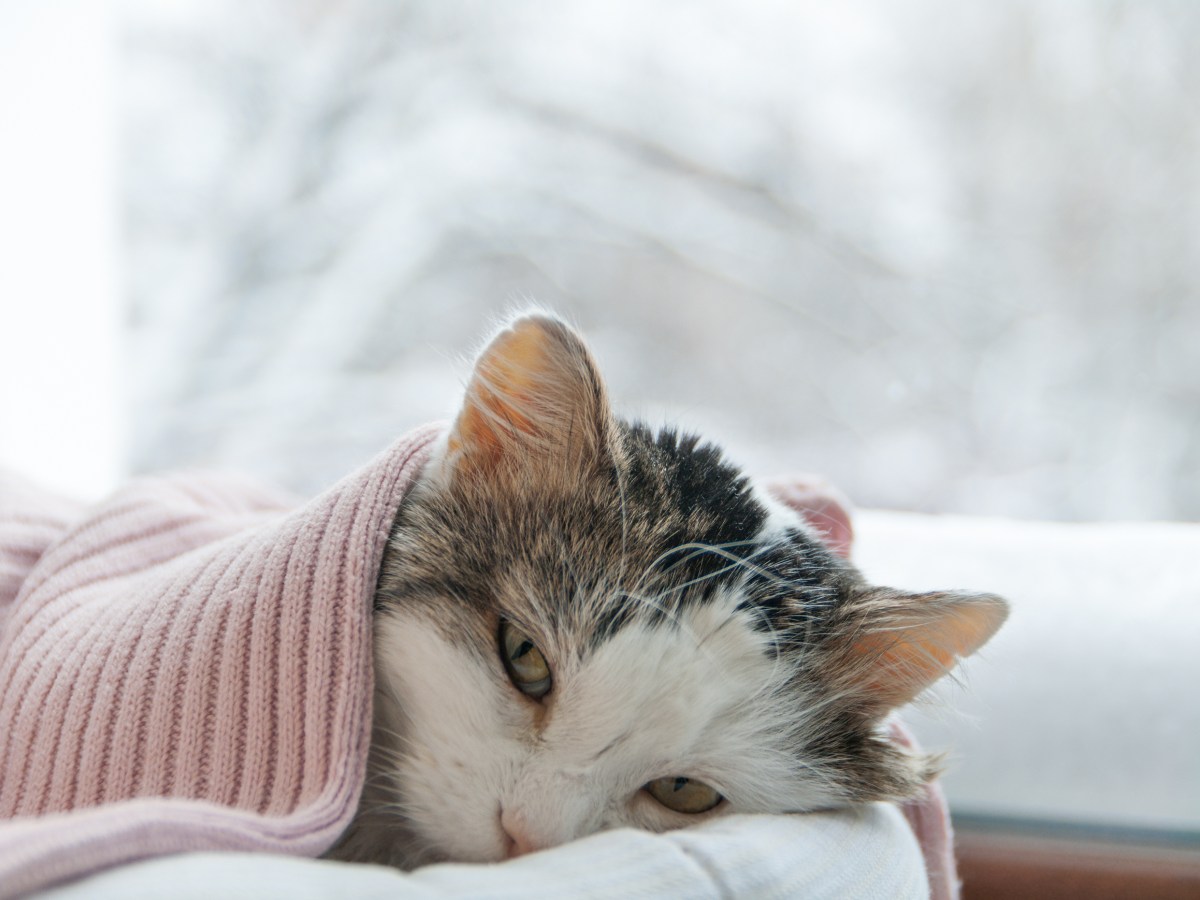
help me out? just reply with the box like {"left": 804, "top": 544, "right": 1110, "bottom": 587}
{"left": 367, "top": 312, "right": 1007, "bottom": 866}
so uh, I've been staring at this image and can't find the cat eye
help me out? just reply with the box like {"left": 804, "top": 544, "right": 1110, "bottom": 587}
{"left": 499, "top": 620, "right": 553, "bottom": 699}
{"left": 644, "top": 776, "right": 723, "bottom": 814}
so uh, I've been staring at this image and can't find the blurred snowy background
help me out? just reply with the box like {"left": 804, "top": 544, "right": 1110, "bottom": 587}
{"left": 119, "top": 0, "right": 1199, "bottom": 521}
{"left": 6, "top": 0, "right": 1199, "bottom": 521}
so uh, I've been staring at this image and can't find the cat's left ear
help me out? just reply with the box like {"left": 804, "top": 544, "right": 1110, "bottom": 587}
{"left": 441, "top": 312, "right": 613, "bottom": 481}
{"left": 837, "top": 588, "right": 1008, "bottom": 714}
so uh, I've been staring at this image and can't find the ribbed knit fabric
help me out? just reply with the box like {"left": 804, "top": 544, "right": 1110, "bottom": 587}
{"left": 0, "top": 425, "right": 439, "bottom": 898}
{"left": 893, "top": 723, "right": 958, "bottom": 900}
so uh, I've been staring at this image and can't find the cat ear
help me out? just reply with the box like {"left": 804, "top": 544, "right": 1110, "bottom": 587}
{"left": 840, "top": 589, "right": 1008, "bottom": 713}
{"left": 443, "top": 312, "right": 612, "bottom": 479}
{"left": 768, "top": 477, "right": 854, "bottom": 559}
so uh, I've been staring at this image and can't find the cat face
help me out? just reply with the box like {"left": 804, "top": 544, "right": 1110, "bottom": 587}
{"left": 355, "top": 312, "right": 1006, "bottom": 867}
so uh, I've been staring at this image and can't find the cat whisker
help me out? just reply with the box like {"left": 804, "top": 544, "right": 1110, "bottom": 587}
{"left": 623, "top": 539, "right": 765, "bottom": 618}
{"left": 649, "top": 538, "right": 765, "bottom": 581}
{"left": 647, "top": 539, "right": 799, "bottom": 596}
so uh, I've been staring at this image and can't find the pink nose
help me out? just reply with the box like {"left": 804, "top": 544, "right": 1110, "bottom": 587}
{"left": 500, "top": 808, "right": 538, "bottom": 859}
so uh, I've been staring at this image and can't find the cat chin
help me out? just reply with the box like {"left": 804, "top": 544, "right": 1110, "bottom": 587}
{"left": 331, "top": 747, "right": 511, "bottom": 867}
{"left": 352, "top": 613, "right": 508, "bottom": 864}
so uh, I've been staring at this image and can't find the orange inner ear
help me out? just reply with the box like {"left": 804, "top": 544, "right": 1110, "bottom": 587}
{"left": 448, "top": 323, "right": 554, "bottom": 470}
{"left": 854, "top": 631, "right": 959, "bottom": 706}
{"left": 851, "top": 598, "right": 1005, "bottom": 709}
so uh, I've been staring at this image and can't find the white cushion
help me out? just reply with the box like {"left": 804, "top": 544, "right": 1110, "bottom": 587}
{"left": 35, "top": 806, "right": 927, "bottom": 899}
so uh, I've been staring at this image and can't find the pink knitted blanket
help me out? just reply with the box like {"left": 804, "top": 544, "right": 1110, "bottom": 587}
{"left": 0, "top": 427, "right": 955, "bottom": 898}
{"left": 0, "top": 426, "right": 438, "bottom": 897}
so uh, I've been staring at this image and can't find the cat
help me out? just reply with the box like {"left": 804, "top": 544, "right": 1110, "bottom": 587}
{"left": 329, "top": 311, "right": 1007, "bottom": 868}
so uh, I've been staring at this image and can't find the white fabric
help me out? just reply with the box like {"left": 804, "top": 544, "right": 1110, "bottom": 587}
{"left": 35, "top": 806, "right": 927, "bottom": 899}
{"left": 855, "top": 511, "right": 1200, "bottom": 832}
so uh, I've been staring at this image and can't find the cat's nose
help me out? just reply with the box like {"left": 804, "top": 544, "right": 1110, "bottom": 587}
{"left": 499, "top": 808, "right": 538, "bottom": 859}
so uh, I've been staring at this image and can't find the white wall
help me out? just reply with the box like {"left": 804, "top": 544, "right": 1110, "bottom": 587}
{"left": 0, "top": 0, "right": 122, "bottom": 499}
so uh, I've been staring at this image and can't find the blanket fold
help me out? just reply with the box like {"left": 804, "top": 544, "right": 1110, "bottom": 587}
{"left": 0, "top": 425, "right": 439, "bottom": 897}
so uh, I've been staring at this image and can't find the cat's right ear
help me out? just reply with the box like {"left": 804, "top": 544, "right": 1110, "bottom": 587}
{"left": 835, "top": 588, "right": 1009, "bottom": 715}
{"left": 438, "top": 312, "right": 613, "bottom": 483}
